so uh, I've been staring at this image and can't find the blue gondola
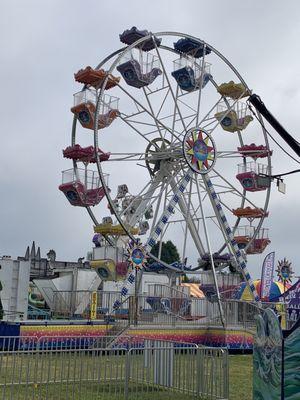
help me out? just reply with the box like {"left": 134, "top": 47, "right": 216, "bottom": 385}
{"left": 171, "top": 66, "right": 211, "bottom": 92}
{"left": 117, "top": 59, "right": 162, "bottom": 88}
{"left": 119, "top": 26, "right": 161, "bottom": 51}
{"left": 174, "top": 37, "right": 211, "bottom": 58}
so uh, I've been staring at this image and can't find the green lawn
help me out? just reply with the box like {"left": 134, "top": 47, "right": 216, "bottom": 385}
{"left": 229, "top": 355, "right": 253, "bottom": 400}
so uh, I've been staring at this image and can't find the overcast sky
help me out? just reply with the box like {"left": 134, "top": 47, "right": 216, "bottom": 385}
{"left": 1, "top": 0, "right": 300, "bottom": 281}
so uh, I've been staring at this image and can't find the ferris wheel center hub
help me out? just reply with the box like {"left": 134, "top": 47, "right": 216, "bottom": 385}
{"left": 145, "top": 137, "right": 181, "bottom": 176}
{"left": 183, "top": 127, "right": 216, "bottom": 174}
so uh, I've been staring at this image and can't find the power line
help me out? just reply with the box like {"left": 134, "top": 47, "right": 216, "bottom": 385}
{"left": 271, "top": 169, "right": 300, "bottom": 179}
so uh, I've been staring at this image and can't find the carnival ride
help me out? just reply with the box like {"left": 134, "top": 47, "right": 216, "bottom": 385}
{"left": 58, "top": 26, "right": 300, "bottom": 332}
{"left": 58, "top": 27, "right": 278, "bottom": 323}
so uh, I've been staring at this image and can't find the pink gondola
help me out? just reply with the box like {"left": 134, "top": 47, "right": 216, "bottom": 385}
{"left": 63, "top": 144, "right": 110, "bottom": 163}
{"left": 59, "top": 182, "right": 105, "bottom": 207}
{"left": 236, "top": 162, "right": 270, "bottom": 192}
{"left": 238, "top": 143, "right": 272, "bottom": 159}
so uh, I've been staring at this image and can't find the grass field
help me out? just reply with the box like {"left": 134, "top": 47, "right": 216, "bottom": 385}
{"left": 229, "top": 355, "right": 253, "bottom": 400}
{"left": 0, "top": 350, "right": 253, "bottom": 399}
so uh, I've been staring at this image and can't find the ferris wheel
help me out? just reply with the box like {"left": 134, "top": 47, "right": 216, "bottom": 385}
{"left": 59, "top": 27, "right": 273, "bottom": 307}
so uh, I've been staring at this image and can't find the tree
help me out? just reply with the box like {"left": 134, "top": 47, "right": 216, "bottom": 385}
{"left": 149, "top": 240, "right": 180, "bottom": 265}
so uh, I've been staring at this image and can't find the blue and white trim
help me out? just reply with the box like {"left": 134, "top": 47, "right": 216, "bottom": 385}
{"left": 204, "top": 175, "right": 260, "bottom": 302}
{"left": 112, "top": 170, "right": 193, "bottom": 312}
{"left": 112, "top": 170, "right": 260, "bottom": 312}
{"left": 145, "top": 172, "right": 192, "bottom": 253}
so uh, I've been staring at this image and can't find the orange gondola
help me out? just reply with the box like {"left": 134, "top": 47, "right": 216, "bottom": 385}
{"left": 232, "top": 207, "right": 269, "bottom": 219}
{"left": 74, "top": 66, "right": 120, "bottom": 89}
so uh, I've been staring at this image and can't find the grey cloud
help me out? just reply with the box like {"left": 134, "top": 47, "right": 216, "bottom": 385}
{"left": 1, "top": 0, "right": 300, "bottom": 281}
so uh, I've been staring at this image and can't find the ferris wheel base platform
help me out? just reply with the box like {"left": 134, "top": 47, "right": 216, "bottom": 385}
{"left": 0, "top": 320, "right": 254, "bottom": 351}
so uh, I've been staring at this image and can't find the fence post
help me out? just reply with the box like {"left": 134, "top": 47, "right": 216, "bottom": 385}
{"left": 222, "top": 349, "right": 229, "bottom": 399}
{"left": 196, "top": 348, "right": 201, "bottom": 396}
{"left": 125, "top": 350, "right": 130, "bottom": 400}
{"left": 197, "top": 348, "right": 205, "bottom": 396}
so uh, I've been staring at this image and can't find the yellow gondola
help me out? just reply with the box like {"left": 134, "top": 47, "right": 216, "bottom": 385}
{"left": 94, "top": 223, "right": 139, "bottom": 236}
{"left": 217, "top": 81, "right": 250, "bottom": 99}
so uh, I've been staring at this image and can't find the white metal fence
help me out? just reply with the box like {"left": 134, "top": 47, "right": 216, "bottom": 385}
{"left": 0, "top": 336, "right": 228, "bottom": 400}
{"left": 47, "top": 290, "right": 291, "bottom": 332}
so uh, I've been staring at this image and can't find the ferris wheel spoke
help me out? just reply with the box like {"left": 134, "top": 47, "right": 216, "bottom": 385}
{"left": 170, "top": 84, "right": 181, "bottom": 145}
{"left": 211, "top": 168, "right": 263, "bottom": 210}
{"left": 179, "top": 87, "right": 247, "bottom": 138}
{"left": 177, "top": 97, "right": 198, "bottom": 114}
{"left": 144, "top": 87, "right": 188, "bottom": 141}
{"left": 169, "top": 174, "right": 206, "bottom": 256}
{"left": 125, "top": 164, "right": 183, "bottom": 229}
{"left": 152, "top": 38, "right": 188, "bottom": 134}
{"left": 151, "top": 87, "right": 170, "bottom": 120}
{"left": 194, "top": 175, "right": 225, "bottom": 322}
{"left": 173, "top": 94, "right": 201, "bottom": 135}
{"left": 178, "top": 98, "right": 222, "bottom": 136}
{"left": 118, "top": 114, "right": 158, "bottom": 146}
{"left": 142, "top": 87, "right": 166, "bottom": 143}
{"left": 117, "top": 83, "right": 182, "bottom": 142}
{"left": 182, "top": 114, "right": 198, "bottom": 132}
{"left": 145, "top": 170, "right": 194, "bottom": 259}
{"left": 157, "top": 182, "right": 170, "bottom": 260}
{"left": 106, "top": 152, "right": 146, "bottom": 162}
{"left": 176, "top": 172, "right": 207, "bottom": 228}
{"left": 118, "top": 174, "right": 164, "bottom": 222}
{"left": 195, "top": 44, "right": 208, "bottom": 126}
{"left": 120, "top": 116, "right": 158, "bottom": 129}
{"left": 149, "top": 180, "right": 169, "bottom": 237}
{"left": 146, "top": 168, "right": 185, "bottom": 239}
{"left": 199, "top": 95, "right": 242, "bottom": 136}
{"left": 182, "top": 178, "right": 193, "bottom": 261}
{"left": 216, "top": 150, "right": 250, "bottom": 159}
{"left": 128, "top": 176, "right": 170, "bottom": 227}
{"left": 201, "top": 118, "right": 219, "bottom": 131}
{"left": 86, "top": 207, "right": 99, "bottom": 226}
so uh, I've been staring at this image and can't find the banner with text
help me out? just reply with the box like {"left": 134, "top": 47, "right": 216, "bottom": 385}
{"left": 260, "top": 252, "right": 275, "bottom": 301}
{"left": 90, "top": 291, "right": 97, "bottom": 320}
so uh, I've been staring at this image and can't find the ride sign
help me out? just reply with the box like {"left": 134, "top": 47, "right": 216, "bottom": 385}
{"left": 260, "top": 252, "right": 275, "bottom": 301}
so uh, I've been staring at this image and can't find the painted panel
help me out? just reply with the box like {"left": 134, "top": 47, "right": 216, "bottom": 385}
{"left": 253, "top": 309, "right": 282, "bottom": 400}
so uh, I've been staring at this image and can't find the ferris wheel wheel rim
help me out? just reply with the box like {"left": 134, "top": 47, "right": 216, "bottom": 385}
{"left": 70, "top": 30, "right": 272, "bottom": 259}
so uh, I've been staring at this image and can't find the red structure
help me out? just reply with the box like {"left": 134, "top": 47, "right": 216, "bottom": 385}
{"left": 59, "top": 182, "right": 105, "bottom": 207}
{"left": 234, "top": 227, "right": 270, "bottom": 254}
{"left": 236, "top": 162, "right": 270, "bottom": 192}
{"left": 59, "top": 168, "right": 107, "bottom": 207}
{"left": 63, "top": 145, "right": 110, "bottom": 163}
{"left": 238, "top": 144, "right": 272, "bottom": 159}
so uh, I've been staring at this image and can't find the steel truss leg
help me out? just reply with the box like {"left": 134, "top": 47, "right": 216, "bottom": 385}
{"left": 203, "top": 175, "right": 260, "bottom": 302}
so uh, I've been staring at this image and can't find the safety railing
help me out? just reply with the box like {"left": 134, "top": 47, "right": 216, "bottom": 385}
{"left": 51, "top": 290, "right": 129, "bottom": 319}
{"left": 0, "top": 335, "right": 199, "bottom": 352}
{"left": 0, "top": 336, "right": 228, "bottom": 400}
{"left": 49, "top": 290, "right": 288, "bottom": 332}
